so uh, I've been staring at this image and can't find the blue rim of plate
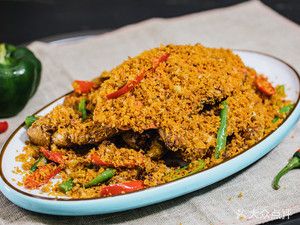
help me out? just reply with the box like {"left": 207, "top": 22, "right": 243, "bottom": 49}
{"left": 0, "top": 49, "right": 300, "bottom": 203}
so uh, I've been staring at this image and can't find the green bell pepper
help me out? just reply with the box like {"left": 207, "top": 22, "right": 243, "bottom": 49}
{"left": 0, "top": 43, "right": 41, "bottom": 118}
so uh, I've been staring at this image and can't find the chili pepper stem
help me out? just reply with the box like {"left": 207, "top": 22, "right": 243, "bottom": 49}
{"left": 272, "top": 157, "right": 300, "bottom": 190}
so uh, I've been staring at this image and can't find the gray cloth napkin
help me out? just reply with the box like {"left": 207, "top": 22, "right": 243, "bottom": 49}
{"left": 0, "top": 1, "right": 299, "bottom": 224}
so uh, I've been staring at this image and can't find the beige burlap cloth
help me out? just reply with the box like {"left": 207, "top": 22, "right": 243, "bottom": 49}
{"left": 0, "top": 0, "right": 299, "bottom": 224}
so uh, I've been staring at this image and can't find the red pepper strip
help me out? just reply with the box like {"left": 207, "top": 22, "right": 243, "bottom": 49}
{"left": 255, "top": 75, "right": 275, "bottom": 96}
{"left": 106, "top": 53, "right": 170, "bottom": 99}
{"left": 106, "top": 69, "right": 146, "bottom": 99}
{"left": 0, "top": 121, "right": 8, "bottom": 133}
{"left": 90, "top": 153, "right": 110, "bottom": 167}
{"left": 152, "top": 53, "right": 170, "bottom": 70}
{"left": 100, "top": 180, "right": 145, "bottom": 197}
{"left": 72, "top": 80, "right": 95, "bottom": 94}
{"left": 24, "top": 163, "right": 61, "bottom": 189}
{"left": 40, "top": 147, "right": 64, "bottom": 164}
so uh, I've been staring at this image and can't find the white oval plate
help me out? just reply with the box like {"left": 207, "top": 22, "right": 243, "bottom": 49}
{"left": 0, "top": 50, "right": 300, "bottom": 215}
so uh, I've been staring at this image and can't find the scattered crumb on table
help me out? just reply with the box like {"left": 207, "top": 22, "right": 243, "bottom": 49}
{"left": 238, "top": 192, "right": 243, "bottom": 198}
{"left": 239, "top": 215, "right": 245, "bottom": 221}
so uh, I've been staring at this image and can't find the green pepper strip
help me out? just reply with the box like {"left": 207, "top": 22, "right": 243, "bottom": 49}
{"left": 215, "top": 100, "right": 229, "bottom": 159}
{"left": 30, "top": 156, "right": 46, "bottom": 172}
{"left": 272, "top": 104, "right": 294, "bottom": 123}
{"left": 25, "top": 115, "right": 38, "bottom": 128}
{"left": 59, "top": 178, "right": 74, "bottom": 193}
{"left": 272, "top": 117, "right": 280, "bottom": 123}
{"left": 272, "top": 149, "right": 300, "bottom": 190}
{"left": 173, "top": 160, "right": 205, "bottom": 181}
{"left": 78, "top": 98, "right": 87, "bottom": 121}
{"left": 84, "top": 168, "right": 116, "bottom": 188}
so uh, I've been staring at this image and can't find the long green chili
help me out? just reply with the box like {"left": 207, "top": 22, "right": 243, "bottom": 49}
{"left": 272, "top": 149, "right": 300, "bottom": 190}
{"left": 78, "top": 98, "right": 87, "bottom": 121}
{"left": 173, "top": 160, "right": 205, "bottom": 181}
{"left": 215, "top": 100, "right": 229, "bottom": 159}
{"left": 84, "top": 168, "right": 115, "bottom": 188}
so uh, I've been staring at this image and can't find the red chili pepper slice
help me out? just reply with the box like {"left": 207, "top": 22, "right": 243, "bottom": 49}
{"left": 40, "top": 147, "right": 64, "bottom": 164}
{"left": 0, "top": 121, "right": 8, "bottom": 133}
{"left": 152, "top": 53, "right": 170, "bottom": 70}
{"left": 106, "top": 53, "right": 170, "bottom": 100}
{"left": 72, "top": 80, "right": 95, "bottom": 94}
{"left": 255, "top": 75, "right": 275, "bottom": 96}
{"left": 106, "top": 69, "right": 146, "bottom": 100}
{"left": 100, "top": 180, "right": 145, "bottom": 197}
{"left": 24, "top": 163, "right": 61, "bottom": 189}
{"left": 90, "top": 153, "right": 110, "bottom": 167}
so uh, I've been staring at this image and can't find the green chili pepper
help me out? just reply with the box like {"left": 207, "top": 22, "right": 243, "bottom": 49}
{"left": 186, "top": 160, "right": 205, "bottom": 176}
{"left": 0, "top": 43, "right": 42, "bottom": 118}
{"left": 25, "top": 115, "right": 38, "bottom": 128}
{"left": 272, "top": 104, "right": 294, "bottom": 123}
{"left": 84, "top": 168, "right": 115, "bottom": 188}
{"left": 78, "top": 98, "right": 87, "bottom": 121}
{"left": 215, "top": 100, "right": 228, "bottom": 159}
{"left": 173, "top": 160, "right": 205, "bottom": 180}
{"left": 272, "top": 116, "right": 279, "bottom": 123}
{"left": 30, "top": 156, "right": 46, "bottom": 172}
{"left": 59, "top": 178, "right": 74, "bottom": 193}
{"left": 175, "top": 165, "right": 188, "bottom": 172}
{"left": 272, "top": 149, "right": 300, "bottom": 190}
